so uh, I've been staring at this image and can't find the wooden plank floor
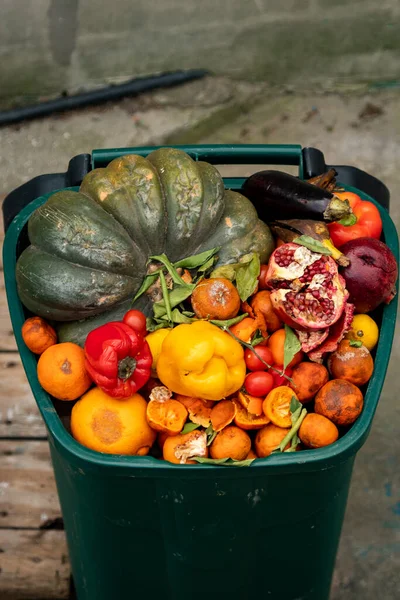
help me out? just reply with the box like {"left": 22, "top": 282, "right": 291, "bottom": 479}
{"left": 0, "top": 209, "right": 70, "bottom": 599}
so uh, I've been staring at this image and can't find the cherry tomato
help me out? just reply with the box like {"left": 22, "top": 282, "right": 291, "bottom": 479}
{"left": 244, "top": 346, "right": 274, "bottom": 371}
{"left": 271, "top": 365, "right": 293, "bottom": 388}
{"left": 258, "top": 264, "right": 269, "bottom": 290}
{"left": 244, "top": 371, "right": 274, "bottom": 397}
{"left": 122, "top": 310, "right": 147, "bottom": 336}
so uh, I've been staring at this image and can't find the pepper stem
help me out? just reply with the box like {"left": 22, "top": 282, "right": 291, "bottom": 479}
{"left": 118, "top": 356, "right": 137, "bottom": 381}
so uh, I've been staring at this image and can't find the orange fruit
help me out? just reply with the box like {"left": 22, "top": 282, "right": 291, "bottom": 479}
{"left": 210, "top": 399, "right": 237, "bottom": 432}
{"left": 233, "top": 399, "right": 270, "bottom": 430}
{"left": 246, "top": 449, "right": 258, "bottom": 459}
{"left": 255, "top": 423, "right": 290, "bottom": 457}
{"left": 146, "top": 399, "right": 188, "bottom": 435}
{"left": 71, "top": 388, "right": 156, "bottom": 455}
{"left": 250, "top": 291, "right": 282, "bottom": 332}
{"left": 210, "top": 425, "right": 251, "bottom": 461}
{"left": 163, "top": 430, "right": 208, "bottom": 464}
{"left": 267, "top": 329, "right": 303, "bottom": 368}
{"left": 298, "top": 413, "right": 339, "bottom": 448}
{"left": 290, "top": 362, "right": 329, "bottom": 403}
{"left": 191, "top": 278, "right": 241, "bottom": 320}
{"left": 328, "top": 340, "right": 374, "bottom": 386}
{"left": 263, "top": 386, "right": 296, "bottom": 428}
{"left": 37, "top": 342, "right": 91, "bottom": 400}
{"left": 229, "top": 317, "right": 260, "bottom": 343}
{"left": 237, "top": 391, "right": 264, "bottom": 416}
{"left": 22, "top": 316, "right": 57, "bottom": 354}
{"left": 315, "top": 379, "right": 364, "bottom": 426}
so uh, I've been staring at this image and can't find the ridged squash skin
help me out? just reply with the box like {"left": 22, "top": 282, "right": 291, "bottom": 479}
{"left": 16, "top": 148, "right": 274, "bottom": 345}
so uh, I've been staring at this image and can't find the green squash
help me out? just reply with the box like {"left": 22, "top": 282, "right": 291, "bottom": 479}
{"left": 16, "top": 148, "right": 274, "bottom": 345}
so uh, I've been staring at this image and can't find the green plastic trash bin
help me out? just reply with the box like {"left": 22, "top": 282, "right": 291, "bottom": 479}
{"left": 3, "top": 145, "right": 398, "bottom": 600}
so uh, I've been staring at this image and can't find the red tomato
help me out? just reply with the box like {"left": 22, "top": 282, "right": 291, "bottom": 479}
{"left": 258, "top": 264, "right": 269, "bottom": 290}
{"left": 122, "top": 310, "right": 147, "bottom": 336}
{"left": 244, "top": 346, "right": 274, "bottom": 371}
{"left": 244, "top": 371, "right": 274, "bottom": 397}
{"left": 271, "top": 365, "right": 293, "bottom": 388}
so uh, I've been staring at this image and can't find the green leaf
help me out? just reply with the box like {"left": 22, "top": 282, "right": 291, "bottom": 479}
{"left": 146, "top": 320, "right": 172, "bottom": 332}
{"left": 251, "top": 330, "right": 265, "bottom": 347}
{"left": 198, "top": 256, "right": 218, "bottom": 273}
{"left": 181, "top": 422, "right": 201, "bottom": 434}
{"left": 149, "top": 253, "right": 186, "bottom": 286}
{"left": 293, "top": 235, "right": 332, "bottom": 256}
{"left": 210, "top": 264, "right": 236, "bottom": 281}
{"left": 290, "top": 396, "right": 302, "bottom": 416}
{"left": 170, "top": 309, "right": 195, "bottom": 324}
{"left": 205, "top": 424, "right": 217, "bottom": 446}
{"left": 191, "top": 457, "right": 255, "bottom": 467}
{"left": 283, "top": 325, "right": 302, "bottom": 371}
{"left": 207, "top": 431, "right": 217, "bottom": 447}
{"left": 235, "top": 253, "right": 261, "bottom": 302}
{"left": 210, "top": 313, "right": 248, "bottom": 328}
{"left": 349, "top": 339, "right": 363, "bottom": 348}
{"left": 153, "top": 284, "right": 195, "bottom": 318}
{"left": 173, "top": 247, "right": 220, "bottom": 270}
{"left": 338, "top": 214, "right": 357, "bottom": 227}
{"left": 132, "top": 273, "right": 158, "bottom": 304}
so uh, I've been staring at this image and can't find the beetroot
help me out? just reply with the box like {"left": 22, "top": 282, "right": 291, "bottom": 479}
{"left": 340, "top": 237, "right": 398, "bottom": 313}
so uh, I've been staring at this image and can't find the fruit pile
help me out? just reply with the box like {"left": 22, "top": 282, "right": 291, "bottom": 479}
{"left": 17, "top": 149, "right": 398, "bottom": 466}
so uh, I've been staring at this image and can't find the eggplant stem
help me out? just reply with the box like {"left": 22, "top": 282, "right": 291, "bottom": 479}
{"left": 323, "top": 197, "right": 352, "bottom": 221}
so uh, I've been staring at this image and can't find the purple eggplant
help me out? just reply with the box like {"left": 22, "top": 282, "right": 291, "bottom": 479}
{"left": 241, "top": 170, "right": 352, "bottom": 222}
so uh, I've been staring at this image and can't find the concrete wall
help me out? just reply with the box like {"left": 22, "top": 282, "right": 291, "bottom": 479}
{"left": 1, "top": 0, "right": 400, "bottom": 106}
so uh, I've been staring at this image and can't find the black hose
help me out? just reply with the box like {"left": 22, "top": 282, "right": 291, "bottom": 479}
{"left": 0, "top": 69, "right": 208, "bottom": 127}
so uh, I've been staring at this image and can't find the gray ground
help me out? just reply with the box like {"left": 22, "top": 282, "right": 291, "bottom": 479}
{"left": 1, "top": 76, "right": 399, "bottom": 599}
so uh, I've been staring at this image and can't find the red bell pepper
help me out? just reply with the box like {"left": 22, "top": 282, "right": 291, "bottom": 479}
{"left": 84, "top": 321, "right": 152, "bottom": 398}
{"left": 327, "top": 191, "right": 382, "bottom": 248}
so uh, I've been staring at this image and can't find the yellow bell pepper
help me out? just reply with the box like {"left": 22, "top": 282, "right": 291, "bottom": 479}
{"left": 145, "top": 328, "right": 171, "bottom": 372}
{"left": 156, "top": 321, "right": 246, "bottom": 401}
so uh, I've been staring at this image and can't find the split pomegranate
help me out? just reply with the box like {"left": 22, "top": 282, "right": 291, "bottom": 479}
{"left": 265, "top": 243, "right": 348, "bottom": 331}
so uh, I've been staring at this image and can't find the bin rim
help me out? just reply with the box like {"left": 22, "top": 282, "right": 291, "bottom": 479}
{"left": 3, "top": 167, "right": 398, "bottom": 475}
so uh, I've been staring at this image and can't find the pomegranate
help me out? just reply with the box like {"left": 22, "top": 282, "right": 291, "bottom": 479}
{"left": 265, "top": 243, "right": 348, "bottom": 331}
{"left": 308, "top": 303, "right": 355, "bottom": 363}
{"left": 297, "top": 329, "right": 329, "bottom": 353}
{"left": 340, "top": 238, "right": 398, "bottom": 313}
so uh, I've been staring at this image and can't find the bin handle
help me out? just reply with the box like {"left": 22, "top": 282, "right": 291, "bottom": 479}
{"left": 303, "top": 146, "right": 390, "bottom": 210}
{"left": 91, "top": 144, "right": 304, "bottom": 175}
{"left": 2, "top": 145, "right": 390, "bottom": 233}
{"left": 1, "top": 154, "right": 91, "bottom": 233}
